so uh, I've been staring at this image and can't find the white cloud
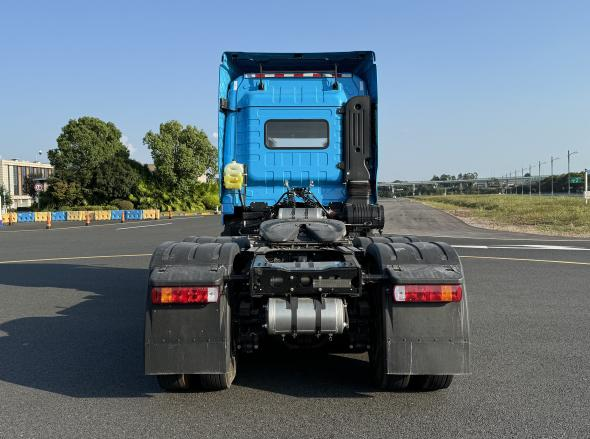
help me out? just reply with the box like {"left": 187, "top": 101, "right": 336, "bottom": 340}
{"left": 121, "top": 135, "right": 136, "bottom": 156}
{"left": 210, "top": 132, "right": 218, "bottom": 145}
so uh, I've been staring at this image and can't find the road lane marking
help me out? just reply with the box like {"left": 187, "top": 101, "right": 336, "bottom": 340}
{"left": 460, "top": 255, "right": 590, "bottom": 266}
{"left": 0, "top": 254, "right": 152, "bottom": 264}
{"left": 453, "top": 244, "right": 590, "bottom": 251}
{"left": 420, "top": 234, "right": 590, "bottom": 242}
{"left": 0, "top": 216, "right": 209, "bottom": 233}
{"left": 117, "top": 222, "right": 173, "bottom": 230}
{"left": 1, "top": 252, "right": 587, "bottom": 268}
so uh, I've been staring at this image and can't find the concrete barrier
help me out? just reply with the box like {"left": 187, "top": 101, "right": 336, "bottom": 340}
{"left": 111, "top": 210, "right": 122, "bottom": 220}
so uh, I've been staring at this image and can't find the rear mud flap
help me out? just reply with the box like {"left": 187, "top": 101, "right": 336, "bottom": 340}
{"left": 145, "top": 241, "right": 238, "bottom": 375}
{"left": 145, "top": 295, "right": 232, "bottom": 375}
{"left": 383, "top": 291, "right": 470, "bottom": 375}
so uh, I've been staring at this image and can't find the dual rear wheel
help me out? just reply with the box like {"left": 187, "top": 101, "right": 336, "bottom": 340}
{"left": 369, "top": 295, "right": 453, "bottom": 392}
{"left": 369, "top": 335, "right": 453, "bottom": 391}
{"left": 156, "top": 356, "right": 237, "bottom": 392}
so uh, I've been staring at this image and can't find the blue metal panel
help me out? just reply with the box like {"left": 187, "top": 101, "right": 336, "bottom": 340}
{"left": 236, "top": 77, "right": 364, "bottom": 108}
{"left": 235, "top": 104, "right": 346, "bottom": 206}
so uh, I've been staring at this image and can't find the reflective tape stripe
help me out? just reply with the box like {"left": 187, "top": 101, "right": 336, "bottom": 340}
{"left": 244, "top": 73, "right": 352, "bottom": 79}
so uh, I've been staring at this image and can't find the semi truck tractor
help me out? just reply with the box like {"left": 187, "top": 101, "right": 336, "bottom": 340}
{"left": 145, "top": 52, "right": 470, "bottom": 391}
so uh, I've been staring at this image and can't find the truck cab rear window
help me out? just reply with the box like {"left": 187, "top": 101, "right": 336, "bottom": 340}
{"left": 265, "top": 120, "right": 329, "bottom": 149}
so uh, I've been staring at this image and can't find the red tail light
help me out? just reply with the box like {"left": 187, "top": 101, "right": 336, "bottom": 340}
{"left": 151, "top": 286, "right": 219, "bottom": 304}
{"left": 393, "top": 284, "right": 462, "bottom": 303}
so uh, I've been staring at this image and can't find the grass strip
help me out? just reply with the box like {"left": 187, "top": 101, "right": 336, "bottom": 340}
{"left": 416, "top": 195, "right": 590, "bottom": 236}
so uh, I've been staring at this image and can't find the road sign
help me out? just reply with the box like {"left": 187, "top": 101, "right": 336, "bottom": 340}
{"left": 584, "top": 191, "right": 590, "bottom": 200}
{"left": 570, "top": 176, "right": 582, "bottom": 184}
{"left": 34, "top": 183, "right": 44, "bottom": 192}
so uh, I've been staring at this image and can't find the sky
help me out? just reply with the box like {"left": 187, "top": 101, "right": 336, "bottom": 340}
{"left": 1, "top": 0, "right": 588, "bottom": 181}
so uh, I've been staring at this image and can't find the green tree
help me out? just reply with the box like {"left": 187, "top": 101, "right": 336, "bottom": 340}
{"left": 23, "top": 174, "right": 43, "bottom": 199}
{"left": 43, "top": 179, "right": 85, "bottom": 208}
{"left": 91, "top": 153, "right": 142, "bottom": 204}
{"left": 143, "top": 121, "right": 217, "bottom": 191}
{"left": 48, "top": 116, "right": 141, "bottom": 205}
{"left": 0, "top": 184, "right": 13, "bottom": 209}
{"left": 48, "top": 117, "right": 129, "bottom": 193}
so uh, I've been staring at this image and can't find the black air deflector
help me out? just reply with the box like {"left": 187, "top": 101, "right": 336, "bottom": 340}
{"left": 344, "top": 96, "right": 372, "bottom": 204}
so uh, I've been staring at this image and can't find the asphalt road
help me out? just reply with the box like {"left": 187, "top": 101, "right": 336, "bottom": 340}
{"left": 0, "top": 202, "right": 588, "bottom": 438}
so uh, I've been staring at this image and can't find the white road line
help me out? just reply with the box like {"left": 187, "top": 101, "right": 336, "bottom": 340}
{"left": 0, "top": 216, "right": 206, "bottom": 233}
{"left": 0, "top": 252, "right": 587, "bottom": 268}
{"left": 117, "top": 222, "right": 173, "bottom": 230}
{"left": 421, "top": 234, "right": 590, "bottom": 242}
{"left": 0, "top": 253, "right": 152, "bottom": 264}
{"left": 460, "top": 255, "right": 590, "bottom": 266}
{"left": 453, "top": 244, "right": 590, "bottom": 251}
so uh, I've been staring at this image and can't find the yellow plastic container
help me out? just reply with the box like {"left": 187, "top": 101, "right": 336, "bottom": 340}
{"left": 34, "top": 212, "right": 49, "bottom": 222}
{"left": 2, "top": 212, "right": 17, "bottom": 224}
{"left": 143, "top": 209, "right": 156, "bottom": 220}
{"left": 94, "top": 210, "right": 111, "bottom": 221}
{"left": 223, "top": 161, "right": 244, "bottom": 189}
{"left": 67, "top": 211, "right": 86, "bottom": 221}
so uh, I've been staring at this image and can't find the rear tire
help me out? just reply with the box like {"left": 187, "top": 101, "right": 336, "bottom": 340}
{"left": 156, "top": 374, "right": 191, "bottom": 391}
{"left": 410, "top": 374, "right": 453, "bottom": 391}
{"left": 199, "top": 355, "right": 236, "bottom": 390}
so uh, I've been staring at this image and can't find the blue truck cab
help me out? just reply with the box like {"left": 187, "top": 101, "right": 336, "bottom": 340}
{"left": 218, "top": 52, "right": 383, "bottom": 234}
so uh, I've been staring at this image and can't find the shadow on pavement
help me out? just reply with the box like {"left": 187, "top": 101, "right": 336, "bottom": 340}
{"left": 235, "top": 350, "right": 374, "bottom": 398}
{"left": 0, "top": 263, "right": 156, "bottom": 398}
{"left": 0, "top": 263, "right": 375, "bottom": 398}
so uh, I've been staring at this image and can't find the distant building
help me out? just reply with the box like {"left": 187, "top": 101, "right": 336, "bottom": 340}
{"left": 0, "top": 159, "right": 54, "bottom": 209}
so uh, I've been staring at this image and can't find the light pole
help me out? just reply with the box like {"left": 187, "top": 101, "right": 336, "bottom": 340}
{"left": 521, "top": 168, "right": 525, "bottom": 195}
{"left": 568, "top": 150, "right": 578, "bottom": 195}
{"left": 538, "top": 161, "right": 546, "bottom": 195}
{"left": 528, "top": 165, "right": 532, "bottom": 196}
{"left": 550, "top": 156, "right": 559, "bottom": 196}
{"left": 585, "top": 169, "right": 589, "bottom": 205}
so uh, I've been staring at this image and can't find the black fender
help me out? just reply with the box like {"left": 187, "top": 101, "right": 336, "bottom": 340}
{"left": 365, "top": 241, "right": 470, "bottom": 375}
{"left": 182, "top": 235, "right": 251, "bottom": 250}
{"left": 145, "top": 241, "right": 239, "bottom": 375}
{"left": 352, "top": 235, "right": 420, "bottom": 251}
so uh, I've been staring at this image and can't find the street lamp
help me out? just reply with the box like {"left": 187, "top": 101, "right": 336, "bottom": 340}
{"left": 567, "top": 150, "right": 579, "bottom": 195}
{"left": 538, "top": 160, "right": 546, "bottom": 195}
{"left": 550, "top": 156, "right": 559, "bottom": 196}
